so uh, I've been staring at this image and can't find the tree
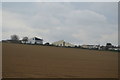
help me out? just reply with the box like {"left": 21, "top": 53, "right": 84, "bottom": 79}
{"left": 22, "top": 37, "right": 28, "bottom": 44}
{"left": 11, "top": 35, "right": 19, "bottom": 41}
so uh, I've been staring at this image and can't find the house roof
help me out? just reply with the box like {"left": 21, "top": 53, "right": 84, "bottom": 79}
{"left": 34, "top": 37, "right": 43, "bottom": 41}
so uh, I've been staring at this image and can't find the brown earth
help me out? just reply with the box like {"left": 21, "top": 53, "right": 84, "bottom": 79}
{"left": 2, "top": 43, "right": 118, "bottom": 78}
{"left": 0, "top": 43, "right": 2, "bottom": 79}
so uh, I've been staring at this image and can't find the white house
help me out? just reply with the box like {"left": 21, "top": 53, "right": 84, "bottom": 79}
{"left": 26, "top": 37, "right": 43, "bottom": 44}
{"left": 52, "top": 40, "right": 75, "bottom": 47}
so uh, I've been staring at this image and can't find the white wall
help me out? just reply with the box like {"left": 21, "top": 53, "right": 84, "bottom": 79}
{"left": 52, "top": 40, "right": 75, "bottom": 47}
{"left": 27, "top": 38, "right": 43, "bottom": 44}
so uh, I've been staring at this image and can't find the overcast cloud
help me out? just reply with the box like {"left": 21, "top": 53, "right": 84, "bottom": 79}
{"left": 2, "top": 2, "right": 118, "bottom": 45}
{"left": 0, "top": 2, "right": 2, "bottom": 41}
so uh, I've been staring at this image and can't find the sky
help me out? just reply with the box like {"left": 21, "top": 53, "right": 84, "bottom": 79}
{"left": 0, "top": 2, "right": 2, "bottom": 42}
{"left": 1, "top": 2, "right": 118, "bottom": 45}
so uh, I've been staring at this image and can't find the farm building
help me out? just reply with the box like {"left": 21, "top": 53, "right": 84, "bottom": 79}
{"left": 81, "top": 45, "right": 100, "bottom": 49}
{"left": 52, "top": 40, "right": 75, "bottom": 47}
{"left": 26, "top": 37, "right": 43, "bottom": 44}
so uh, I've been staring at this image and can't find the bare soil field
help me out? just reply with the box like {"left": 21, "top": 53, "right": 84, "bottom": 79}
{"left": 2, "top": 43, "right": 118, "bottom": 78}
{"left": 0, "top": 43, "right": 2, "bottom": 79}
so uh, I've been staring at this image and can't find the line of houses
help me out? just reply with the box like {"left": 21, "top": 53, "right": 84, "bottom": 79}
{"left": 21, "top": 37, "right": 76, "bottom": 47}
{"left": 3, "top": 36, "right": 120, "bottom": 51}
{"left": 21, "top": 37, "right": 119, "bottom": 51}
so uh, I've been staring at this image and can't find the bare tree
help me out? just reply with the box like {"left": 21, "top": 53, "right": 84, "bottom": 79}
{"left": 22, "top": 37, "right": 28, "bottom": 44}
{"left": 11, "top": 35, "right": 19, "bottom": 41}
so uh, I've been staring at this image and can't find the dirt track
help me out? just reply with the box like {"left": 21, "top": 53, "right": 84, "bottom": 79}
{"left": 2, "top": 43, "right": 118, "bottom": 78}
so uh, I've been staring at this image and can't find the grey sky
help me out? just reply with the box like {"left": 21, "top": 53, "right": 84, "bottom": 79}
{"left": 0, "top": 2, "right": 2, "bottom": 41}
{"left": 2, "top": 2, "right": 118, "bottom": 45}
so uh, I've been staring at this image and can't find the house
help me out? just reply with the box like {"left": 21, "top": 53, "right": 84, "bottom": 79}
{"left": 99, "top": 46, "right": 106, "bottom": 50}
{"left": 108, "top": 45, "right": 120, "bottom": 51}
{"left": 105, "top": 43, "right": 113, "bottom": 50}
{"left": 26, "top": 37, "right": 43, "bottom": 44}
{"left": 81, "top": 45, "right": 100, "bottom": 49}
{"left": 52, "top": 40, "right": 75, "bottom": 47}
{"left": 108, "top": 47, "right": 119, "bottom": 51}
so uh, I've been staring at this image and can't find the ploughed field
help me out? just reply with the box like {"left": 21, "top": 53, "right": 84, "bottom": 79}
{"left": 2, "top": 43, "right": 118, "bottom": 78}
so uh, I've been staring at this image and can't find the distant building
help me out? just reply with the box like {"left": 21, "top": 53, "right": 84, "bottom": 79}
{"left": 108, "top": 47, "right": 119, "bottom": 51}
{"left": 106, "top": 43, "right": 113, "bottom": 50}
{"left": 81, "top": 45, "right": 100, "bottom": 49}
{"left": 99, "top": 46, "right": 106, "bottom": 50}
{"left": 26, "top": 37, "right": 43, "bottom": 44}
{"left": 2, "top": 40, "right": 21, "bottom": 43}
{"left": 52, "top": 40, "right": 75, "bottom": 47}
